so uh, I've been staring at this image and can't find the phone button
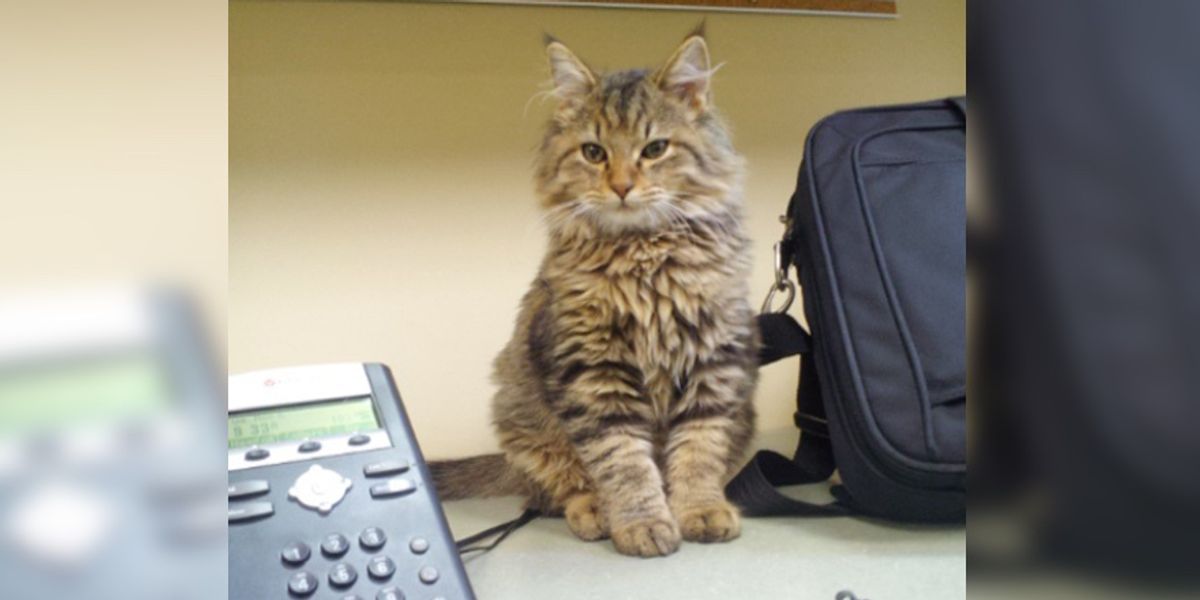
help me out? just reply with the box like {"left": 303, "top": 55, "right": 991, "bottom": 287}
{"left": 287, "top": 571, "right": 318, "bottom": 597}
{"left": 280, "top": 541, "right": 311, "bottom": 566}
{"left": 359, "top": 527, "right": 387, "bottom": 551}
{"left": 376, "top": 587, "right": 403, "bottom": 600}
{"left": 328, "top": 562, "right": 357, "bottom": 588}
{"left": 321, "top": 533, "right": 350, "bottom": 557}
{"left": 367, "top": 555, "right": 396, "bottom": 580}
{"left": 228, "top": 501, "right": 274, "bottom": 523}
{"left": 418, "top": 566, "right": 439, "bottom": 584}
{"left": 370, "top": 479, "right": 416, "bottom": 499}
{"left": 228, "top": 479, "right": 270, "bottom": 499}
{"left": 363, "top": 460, "right": 410, "bottom": 477}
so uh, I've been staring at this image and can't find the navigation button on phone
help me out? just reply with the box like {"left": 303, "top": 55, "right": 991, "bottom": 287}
{"left": 288, "top": 465, "right": 353, "bottom": 514}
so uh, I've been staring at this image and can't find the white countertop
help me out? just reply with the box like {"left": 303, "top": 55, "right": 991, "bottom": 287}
{"left": 439, "top": 431, "right": 965, "bottom": 600}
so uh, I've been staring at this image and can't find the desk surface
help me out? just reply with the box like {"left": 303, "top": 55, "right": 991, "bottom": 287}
{"left": 439, "top": 433, "right": 965, "bottom": 600}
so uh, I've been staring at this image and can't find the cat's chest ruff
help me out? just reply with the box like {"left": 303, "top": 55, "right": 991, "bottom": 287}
{"left": 554, "top": 235, "right": 725, "bottom": 357}
{"left": 605, "top": 236, "right": 673, "bottom": 276}
{"left": 594, "top": 242, "right": 722, "bottom": 379}
{"left": 600, "top": 242, "right": 701, "bottom": 325}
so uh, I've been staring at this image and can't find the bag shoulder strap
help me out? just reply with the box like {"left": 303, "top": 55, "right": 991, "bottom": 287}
{"left": 725, "top": 313, "right": 851, "bottom": 517}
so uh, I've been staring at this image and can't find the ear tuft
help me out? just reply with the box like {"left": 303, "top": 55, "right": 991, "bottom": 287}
{"left": 545, "top": 39, "right": 596, "bottom": 100}
{"left": 655, "top": 34, "right": 714, "bottom": 116}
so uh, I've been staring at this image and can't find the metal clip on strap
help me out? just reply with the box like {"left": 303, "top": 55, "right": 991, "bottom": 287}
{"left": 760, "top": 241, "right": 796, "bottom": 314}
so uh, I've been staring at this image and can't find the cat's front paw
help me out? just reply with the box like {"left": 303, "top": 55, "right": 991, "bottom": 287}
{"left": 564, "top": 492, "right": 609, "bottom": 541}
{"left": 610, "top": 516, "right": 681, "bottom": 557}
{"left": 674, "top": 500, "right": 741, "bottom": 543}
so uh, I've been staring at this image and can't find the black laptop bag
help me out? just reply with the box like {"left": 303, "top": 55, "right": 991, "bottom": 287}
{"left": 727, "top": 98, "right": 967, "bottom": 523}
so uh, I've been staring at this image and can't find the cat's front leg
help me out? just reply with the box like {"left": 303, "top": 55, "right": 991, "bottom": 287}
{"left": 665, "top": 349, "right": 756, "bottom": 543}
{"left": 556, "top": 361, "right": 681, "bottom": 557}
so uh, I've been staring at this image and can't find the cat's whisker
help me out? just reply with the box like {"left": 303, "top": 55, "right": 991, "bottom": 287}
{"left": 537, "top": 199, "right": 595, "bottom": 234}
{"left": 523, "top": 84, "right": 560, "bottom": 119}
{"left": 656, "top": 202, "right": 698, "bottom": 235}
{"left": 665, "top": 197, "right": 738, "bottom": 240}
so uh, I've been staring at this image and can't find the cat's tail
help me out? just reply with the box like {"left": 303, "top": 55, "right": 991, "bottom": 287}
{"left": 427, "top": 453, "right": 529, "bottom": 501}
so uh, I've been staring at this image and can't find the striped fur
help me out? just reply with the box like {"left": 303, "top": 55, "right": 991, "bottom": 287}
{"left": 435, "top": 30, "right": 758, "bottom": 558}
{"left": 427, "top": 454, "right": 530, "bottom": 500}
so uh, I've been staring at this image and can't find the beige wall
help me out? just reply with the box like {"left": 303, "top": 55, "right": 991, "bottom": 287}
{"left": 230, "top": 0, "right": 964, "bottom": 458}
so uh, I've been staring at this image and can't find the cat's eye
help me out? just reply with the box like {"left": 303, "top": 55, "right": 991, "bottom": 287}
{"left": 581, "top": 143, "right": 607, "bottom": 164}
{"left": 641, "top": 139, "right": 670, "bottom": 160}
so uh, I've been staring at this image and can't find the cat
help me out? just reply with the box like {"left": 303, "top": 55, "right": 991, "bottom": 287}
{"left": 431, "top": 27, "right": 759, "bottom": 558}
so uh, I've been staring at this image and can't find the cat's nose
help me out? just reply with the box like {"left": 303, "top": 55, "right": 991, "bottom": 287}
{"left": 611, "top": 181, "right": 633, "bottom": 200}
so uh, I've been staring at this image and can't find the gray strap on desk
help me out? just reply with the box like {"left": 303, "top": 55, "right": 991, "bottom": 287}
{"left": 456, "top": 509, "right": 540, "bottom": 555}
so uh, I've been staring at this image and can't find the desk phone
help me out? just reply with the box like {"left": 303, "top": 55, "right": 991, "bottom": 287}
{"left": 228, "top": 363, "right": 475, "bottom": 600}
{"left": 0, "top": 289, "right": 224, "bottom": 600}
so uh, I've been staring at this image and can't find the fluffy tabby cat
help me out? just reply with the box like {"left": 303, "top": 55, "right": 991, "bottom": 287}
{"left": 431, "top": 29, "right": 758, "bottom": 558}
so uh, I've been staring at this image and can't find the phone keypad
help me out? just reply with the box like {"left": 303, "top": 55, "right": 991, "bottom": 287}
{"left": 281, "top": 527, "right": 435, "bottom": 598}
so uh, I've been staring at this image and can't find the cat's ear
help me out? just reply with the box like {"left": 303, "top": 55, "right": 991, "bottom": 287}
{"left": 544, "top": 36, "right": 596, "bottom": 100}
{"left": 655, "top": 29, "right": 714, "bottom": 117}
